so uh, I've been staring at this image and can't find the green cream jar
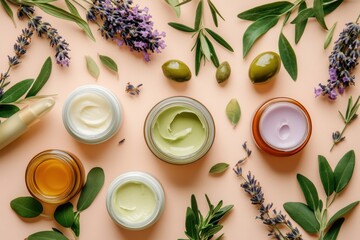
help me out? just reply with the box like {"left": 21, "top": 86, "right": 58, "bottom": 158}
{"left": 144, "top": 96, "right": 215, "bottom": 164}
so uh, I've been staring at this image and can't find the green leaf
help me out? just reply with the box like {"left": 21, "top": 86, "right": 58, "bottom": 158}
{"left": 98, "top": 54, "right": 118, "bottom": 74}
{"left": 77, "top": 167, "right": 105, "bottom": 212}
{"left": 207, "top": 0, "right": 224, "bottom": 27}
{"left": 64, "top": 0, "right": 81, "bottom": 18}
{"left": 324, "top": 22, "right": 337, "bottom": 49}
{"left": 278, "top": 32, "right": 297, "bottom": 80}
{"left": 204, "top": 225, "right": 223, "bottom": 238}
{"left": 199, "top": 33, "right": 211, "bottom": 61}
{"left": 28, "top": 231, "right": 69, "bottom": 240}
{"left": 0, "top": 79, "right": 34, "bottom": 103}
{"left": 71, "top": 213, "right": 80, "bottom": 237}
{"left": 190, "top": 194, "right": 199, "bottom": 225}
{"left": 210, "top": 204, "right": 233, "bottom": 224}
{"left": 0, "top": 104, "right": 19, "bottom": 118}
{"left": 195, "top": 40, "right": 203, "bottom": 76}
{"left": 54, "top": 202, "right": 75, "bottom": 228}
{"left": 237, "top": 1, "right": 293, "bottom": 21}
{"left": 226, "top": 98, "right": 240, "bottom": 127}
{"left": 291, "top": 8, "right": 315, "bottom": 24}
{"left": 318, "top": 155, "right": 335, "bottom": 196}
{"left": 313, "top": 0, "right": 327, "bottom": 29}
{"left": 165, "top": 0, "right": 181, "bottom": 17}
{"left": 26, "top": 57, "right": 52, "bottom": 98}
{"left": 209, "top": 163, "right": 229, "bottom": 174}
{"left": 168, "top": 22, "right": 196, "bottom": 32}
{"left": 323, "top": 0, "right": 343, "bottom": 15}
{"left": 204, "top": 35, "right": 219, "bottom": 67}
{"left": 175, "top": 0, "right": 192, "bottom": 7}
{"left": 0, "top": 0, "right": 16, "bottom": 26}
{"left": 243, "top": 15, "right": 280, "bottom": 58}
{"left": 194, "top": 0, "right": 203, "bottom": 30}
{"left": 205, "top": 28, "right": 234, "bottom": 52}
{"left": 334, "top": 150, "right": 355, "bottom": 193}
{"left": 185, "top": 207, "right": 197, "bottom": 238}
{"left": 284, "top": 202, "right": 320, "bottom": 233}
{"left": 324, "top": 218, "right": 345, "bottom": 240}
{"left": 326, "top": 201, "right": 359, "bottom": 228}
{"left": 10, "top": 196, "right": 43, "bottom": 218}
{"left": 294, "top": 2, "right": 308, "bottom": 44}
{"left": 345, "top": 96, "right": 354, "bottom": 121}
{"left": 297, "top": 174, "right": 319, "bottom": 211}
{"left": 35, "top": 3, "right": 95, "bottom": 41}
{"left": 85, "top": 56, "right": 100, "bottom": 80}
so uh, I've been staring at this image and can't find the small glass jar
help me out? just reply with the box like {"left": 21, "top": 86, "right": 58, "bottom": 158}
{"left": 144, "top": 96, "right": 215, "bottom": 164}
{"left": 252, "top": 97, "right": 312, "bottom": 157}
{"left": 62, "top": 85, "right": 123, "bottom": 144}
{"left": 25, "top": 149, "right": 85, "bottom": 205}
{"left": 106, "top": 171, "right": 165, "bottom": 230}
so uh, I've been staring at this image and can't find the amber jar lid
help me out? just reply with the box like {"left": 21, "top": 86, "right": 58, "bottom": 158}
{"left": 251, "top": 97, "right": 312, "bottom": 157}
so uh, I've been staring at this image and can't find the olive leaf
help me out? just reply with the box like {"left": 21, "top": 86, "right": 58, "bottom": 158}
{"left": 26, "top": 57, "right": 52, "bottom": 98}
{"left": 283, "top": 202, "right": 320, "bottom": 233}
{"left": 10, "top": 196, "right": 43, "bottom": 218}
{"left": 64, "top": 0, "right": 81, "bottom": 18}
{"left": 98, "top": 54, "right": 119, "bottom": 75}
{"left": 28, "top": 231, "right": 69, "bottom": 240}
{"left": 54, "top": 202, "right": 75, "bottom": 228}
{"left": 207, "top": 0, "right": 224, "bottom": 27}
{"left": 237, "top": 1, "right": 293, "bottom": 21}
{"left": 195, "top": 40, "right": 203, "bottom": 76}
{"left": 0, "top": 0, "right": 16, "bottom": 26}
{"left": 323, "top": 0, "right": 344, "bottom": 15}
{"left": 324, "top": 218, "right": 344, "bottom": 240}
{"left": 71, "top": 214, "right": 80, "bottom": 237}
{"left": 165, "top": 0, "right": 181, "bottom": 17}
{"left": 334, "top": 150, "right": 355, "bottom": 193}
{"left": 326, "top": 201, "right": 359, "bottom": 228}
{"left": 297, "top": 174, "right": 319, "bottom": 211}
{"left": 291, "top": 8, "right": 315, "bottom": 24}
{"left": 204, "top": 35, "right": 219, "bottom": 67}
{"left": 294, "top": 2, "right": 308, "bottom": 44}
{"left": 318, "top": 155, "right": 335, "bottom": 197}
{"left": 199, "top": 33, "right": 211, "bottom": 61}
{"left": 226, "top": 98, "right": 241, "bottom": 127}
{"left": 313, "top": 0, "right": 327, "bottom": 30}
{"left": 194, "top": 1, "right": 203, "bottom": 31}
{"left": 209, "top": 163, "right": 229, "bottom": 174}
{"left": 85, "top": 56, "right": 100, "bottom": 80}
{"left": 0, "top": 104, "right": 19, "bottom": 118}
{"left": 77, "top": 167, "right": 105, "bottom": 212}
{"left": 168, "top": 22, "right": 196, "bottom": 32}
{"left": 0, "top": 79, "right": 34, "bottom": 103}
{"left": 205, "top": 28, "right": 234, "bottom": 52}
{"left": 278, "top": 32, "right": 297, "bottom": 80}
{"left": 242, "top": 15, "right": 280, "bottom": 58}
{"left": 324, "top": 22, "right": 337, "bottom": 49}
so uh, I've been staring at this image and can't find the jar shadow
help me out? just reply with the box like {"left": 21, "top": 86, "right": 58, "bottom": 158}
{"left": 257, "top": 149, "right": 304, "bottom": 173}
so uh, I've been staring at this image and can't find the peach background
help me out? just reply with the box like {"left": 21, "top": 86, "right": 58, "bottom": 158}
{"left": 0, "top": 0, "right": 360, "bottom": 239}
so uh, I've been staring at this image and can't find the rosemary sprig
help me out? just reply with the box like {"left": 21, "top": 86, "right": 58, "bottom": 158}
{"left": 331, "top": 96, "right": 360, "bottom": 151}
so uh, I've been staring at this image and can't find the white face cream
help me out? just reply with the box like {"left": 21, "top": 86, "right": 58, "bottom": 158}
{"left": 63, "top": 85, "right": 123, "bottom": 144}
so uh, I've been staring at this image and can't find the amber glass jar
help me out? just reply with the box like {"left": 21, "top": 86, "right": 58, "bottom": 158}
{"left": 25, "top": 149, "right": 85, "bottom": 204}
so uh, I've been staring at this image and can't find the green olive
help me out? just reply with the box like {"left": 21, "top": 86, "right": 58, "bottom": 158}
{"left": 216, "top": 61, "right": 231, "bottom": 83}
{"left": 249, "top": 51, "right": 281, "bottom": 84}
{"left": 162, "top": 59, "right": 192, "bottom": 82}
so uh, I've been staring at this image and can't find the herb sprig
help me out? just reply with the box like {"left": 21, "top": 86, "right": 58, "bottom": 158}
{"left": 238, "top": 0, "right": 345, "bottom": 81}
{"left": 179, "top": 194, "right": 233, "bottom": 240}
{"left": 284, "top": 150, "right": 358, "bottom": 239}
{"left": 168, "top": 0, "right": 234, "bottom": 75}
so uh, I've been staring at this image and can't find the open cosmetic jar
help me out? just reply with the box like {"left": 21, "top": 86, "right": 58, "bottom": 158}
{"left": 252, "top": 97, "right": 312, "bottom": 157}
{"left": 25, "top": 149, "right": 85, "bottom": 205}
{"left": 106, "top": 171, "right": 165, "bottom": 230}
{"left": 62, "top": 85, "right": 123, "bottom": 144}
{"left": 144, "top": 96, "right": 215, "bottom": 164}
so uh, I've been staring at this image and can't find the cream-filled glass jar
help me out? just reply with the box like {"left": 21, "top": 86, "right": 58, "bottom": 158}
{"left": 144, "top": 96, "right": 215, "bottom": 164}
{"left": 62, "top": 85, "right": 123, "bottom": 144}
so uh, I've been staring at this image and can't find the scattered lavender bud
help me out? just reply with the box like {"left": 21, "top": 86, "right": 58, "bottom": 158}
{"left": 125, "top": 82, "right": 142, "bottom": 95}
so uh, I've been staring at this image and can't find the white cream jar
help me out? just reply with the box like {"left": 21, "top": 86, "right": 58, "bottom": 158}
{"left": 62, "top": 85, "right": 123, "bottom": 144}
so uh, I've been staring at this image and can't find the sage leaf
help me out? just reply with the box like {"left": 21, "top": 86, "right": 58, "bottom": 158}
{"left": 326, "top": 201, "right": 359, "bottom": 228}
{"left": 291, "top": 8, "right": 314, "bottom": 24}
{"left": 200, "top": 33, "right": 211, "bottom": 61}
{"left": 237, "top": 1, "right": 293, "bottom": 21}
{"left": 209, "top": 163, "right": 229, "bottom": 174}
{"left": 294, "top": 2, "right": 308, "bottom": 44}
{"left": 77, "top": 167, "right": 105, "bottom": 212}
{"left": 313, "top": 0, "right": 327, "bottom": 29}
{"left": 334, "top": 150, "right": 355, "bottom": 193}
{"left": 204, "top": 35, "right": 219, "bottom": 67}
{"left": 297, "top": 174, "right": 319, "bottom": 211}
{"left": 10, "top": 196, "right": 43, "bottom": 218}
{"left": 191, "top": 194, "right": 199, "bottom": 225}
{"left": 243, "top": 15, "right": 280, "bottom": 58}
{"left": 64, "top": 0, "right": 81, "bottom": 18}
{"left": 26, "top": 57, "right": 52, "bottom": 98}
{"left": 54, "top": 202, "right": 75, "bottom": 228}
{"left": 195, "top": 40, "right": 203, "bottom": 76}
{"left": 0, "top": 104, "right": 19, "bottom": 118}
{"left": 168, "top": 22, "right": 195, "bottom": 32}
{"left": 284, "top": 202, "right": 320, "bottom": 233}
{"left": 318, "top": 155, "right": 335, "bottom": 196}
{"left": 85, "top": 56, "right": 100, "bottom": 80}
{"left": 323, "top": 0, "right": 343, "bottom": 15}
{"left": 71, "top": 213, "right": 80, "bottom": 237}
{"left": 165, "top": 0, "right": 180, "bottom": 17}
{"left": 99, "top": 54, "right": 118, "bottom": 74}
{"left": 324, "top": 218, "right": 345, "bottom": 240}
{"left": 0, "top": 79, "right": 34, "bottom": 103}
{"left": 278, "top": 32, "right": 297, "bottom": 80}
{"left": 226, "top": 98, "right": 241, "bottom": 127}
{"left": 28, "top": 231, "right": 69, "bottom": 240}
{"left": 0, "top": 0, "right": 16, "bottom": 26}
{"left": 324, "top": 22, "right": 337, "bottom": 49}
{"left": 185, "top": 207, "right": 197, "bottom": 237}
{"left": 194, "top": 1, "right": 203, "bottom": 30}
{"left": 205, "top": 28, "right": 234, "bottom": 52}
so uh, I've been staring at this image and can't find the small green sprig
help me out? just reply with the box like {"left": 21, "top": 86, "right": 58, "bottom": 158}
{"left": 331, "top": 96, "right": 360, "bottom": 151}
{"left": 11, "top": 167, "right": 105, "bottom": 240}
{"left": 179, "top": 194, "right": 233, "bottom": 240}
{"left": 284, "top": 150, "right": 359, "bottom": 240}
{"left": 168, "top": 0, "right": 234, "bottom": 76}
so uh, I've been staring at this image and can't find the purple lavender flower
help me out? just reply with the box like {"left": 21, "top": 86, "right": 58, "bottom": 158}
{"left": 87, "top": 0, "right": 166, "bottom": 62}
{"left": 315, "top": 21, "right": 360, "bottom": 100}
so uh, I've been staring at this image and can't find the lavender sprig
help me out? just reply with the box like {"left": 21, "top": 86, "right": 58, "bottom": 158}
{"left": 87, "top": 0, "right": 166, "bottom": 62}
{"left": 125, "top": 82, "right": 142, "bottom": 95}
{"left": 315, "top": 17, "right": 360, "bottom": 100}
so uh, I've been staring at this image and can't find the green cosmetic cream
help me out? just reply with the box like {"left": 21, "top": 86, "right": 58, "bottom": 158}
{"left": 152, "top": 106, "right": 206, "bottom": 157}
